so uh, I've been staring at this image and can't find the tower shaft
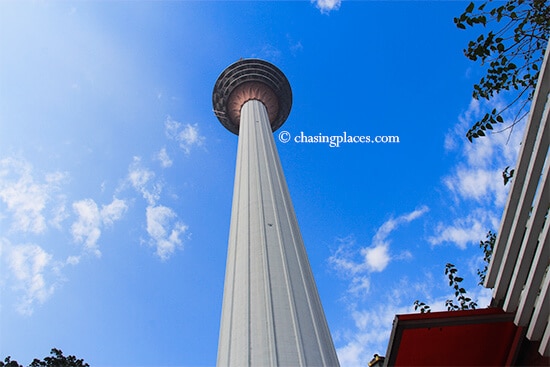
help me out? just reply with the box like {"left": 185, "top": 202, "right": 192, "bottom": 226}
{"left": 217, "top": 99, "right": 340, "bottom": 367}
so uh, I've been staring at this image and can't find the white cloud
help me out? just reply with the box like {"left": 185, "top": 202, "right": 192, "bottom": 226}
{"left": 101, "top": 198, "right": 128, "bottom": 226}
{"left": 444, "top": 168, "right": 499, "bottom": 202}
{"left": 288, "top": 37, "right": 303, "bottom": 55}
{"left": 257, "top": 44, "right": 282, "bottom": 61}
{"left": 124, "top": 157, "right": 189, "bottom": 260}
{"left": 473, "top": 286, "right": 493, "bottom": 309}
{"left": 0, "top": 157, "right": 67, "bottom": 234}
{"left": 372, "top": 206, "right": 429, "bottom": 246}
{"left": 71, "top": 199, "right": 101, "bottom": 257}
{"left": 50, "top": 196, "right": 69, "bottom": 229}
{"left": 428, "top": 208, "right": 499, "bottom": 249}
{"left": 329, "top": 236, "right": 366, "bottom": 276}
{"left": 71, "top": 197, "right": 127, "bottom": 257}
{"left": 1, "top": 239, "right": 55, "bottom": 316}
{"left": 329, "top": 207, "right": 428, "bottom": 292}
{"left": 312, "top": 0, "right": 341, "bottom": 14}
{"left": 362, "top": 244, "right": 389, "bottom": 273}
{"left": 328, "top": 210, "right": 429, "bottom": 353}
{"left": 443, "top": 98, "right": 523, "bottom": 206}
{"left": 128, "top": 157, "right": 155, "bottom": 188}
{"left": 348, "top": 276, "right": 371, "bottom": 298}
{"left": 0, "top": 157, "right": 130, "bottom": 314}
{"left": 433, "top": 97, "right": 525, "bottom": 248}
{"left": 127, "top": 156, "right": 161, "bottom": 205}
{"left": 66, "top": 255, "right": 80, "bottom": 265}
{"left": 444, "top": 99, "right": 480, "bottom": 152}
{"left": 146, "top": 205, "right": 188, "bottom": 261}
{"left": 165, "top": 117, "right": 204, "bottom": 155}
{"left": 156, "top": 147, "right": 173, "bottom": 168}
{"left": 336, "top": 299, "right": 412, "bottom": 367}
{"left": 366, "top": 206, "right": 428, "bottom": 273}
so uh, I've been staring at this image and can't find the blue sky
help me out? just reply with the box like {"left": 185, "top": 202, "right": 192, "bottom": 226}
{"left": 0, "top": 1, "right": 528, "bottom": 366}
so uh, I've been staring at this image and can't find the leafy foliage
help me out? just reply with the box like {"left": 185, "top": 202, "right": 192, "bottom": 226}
{"left": 413, "top": 230, "right": 497, "bottom": 313}
{"left": 0, "top": 357, "right": 23, "bottom": 367}
{"left": 413, "top": 300, "right": 432, "bottom": 313}
{"left": 1, "top": 349, "right": 89, "bottom": 367}
{"left": 444, "top": 263, "right": 478, "bottom": 311}
{"left": 502, "top": 166, "right": 515, "bottom": 185}
{"left": 477, "top": 231, "right": 496, "bottom": 285}
{"left": 413, "top": 262, "right": 478, "bottom": 313}
{"left": 454, "top": 0, "right": 550, "bottom": 142}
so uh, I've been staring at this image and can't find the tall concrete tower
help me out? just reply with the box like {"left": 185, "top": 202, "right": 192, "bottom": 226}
{"left": 213, "top": 59, "right": 340, "bottom": 367}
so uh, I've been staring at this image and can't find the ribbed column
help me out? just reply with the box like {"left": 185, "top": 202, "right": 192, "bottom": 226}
{"left": 217, "top": 99, "right": 340, "bottom": 367}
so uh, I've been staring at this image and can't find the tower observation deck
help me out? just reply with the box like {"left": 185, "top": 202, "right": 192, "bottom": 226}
{"left": 213, "top": 59, "right": 340, "bottom": 367}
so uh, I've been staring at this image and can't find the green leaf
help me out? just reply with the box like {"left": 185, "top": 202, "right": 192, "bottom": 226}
{"left": 466, "top": 2, "right": 475, "bottom": 13}
{"left": 480, "top": 15, "right": 487, "bottom": 26}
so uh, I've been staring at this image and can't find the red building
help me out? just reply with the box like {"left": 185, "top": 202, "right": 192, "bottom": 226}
{"left": 383, "top": 308, "right": 548, "bottom": 366}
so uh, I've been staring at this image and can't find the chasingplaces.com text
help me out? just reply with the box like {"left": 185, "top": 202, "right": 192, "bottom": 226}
{"left": 278, "top": 131, "right": 400, "bottom": 148}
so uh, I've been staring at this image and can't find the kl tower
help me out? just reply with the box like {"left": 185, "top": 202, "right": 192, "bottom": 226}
{"left": 213, "top": 58, "right": 340, "bottom": 367}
